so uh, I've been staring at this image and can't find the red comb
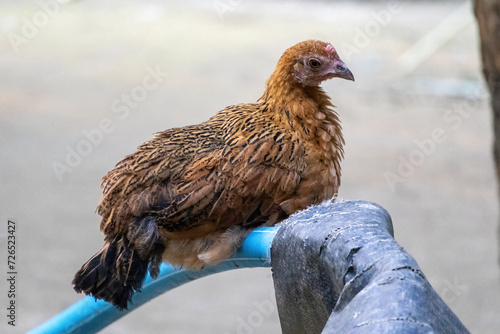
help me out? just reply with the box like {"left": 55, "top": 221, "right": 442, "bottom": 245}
{"left": 325, "top": 44, "right": 335, "bottom": 54}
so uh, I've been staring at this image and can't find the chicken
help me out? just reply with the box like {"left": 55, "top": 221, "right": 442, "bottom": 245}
{"left": 72, "top": 39, "right": 354, "bottom": 309}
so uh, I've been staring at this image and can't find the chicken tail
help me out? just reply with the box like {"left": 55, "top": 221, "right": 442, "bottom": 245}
{"left": 72, "top": 216, "right": 165, "bottom": 310}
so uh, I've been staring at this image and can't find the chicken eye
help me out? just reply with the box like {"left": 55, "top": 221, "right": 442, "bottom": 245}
{"left": 308, "top": 58, "right": 322, "bottom": 69}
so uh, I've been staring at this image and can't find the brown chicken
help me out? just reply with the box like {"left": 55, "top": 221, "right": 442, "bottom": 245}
{"left": 73, "top": 39, "right": 354, "bottom": 309}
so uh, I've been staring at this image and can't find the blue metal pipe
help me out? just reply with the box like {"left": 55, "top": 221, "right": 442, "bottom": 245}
{"left": 27, "top": 227, "right": 278, "bottom": 334}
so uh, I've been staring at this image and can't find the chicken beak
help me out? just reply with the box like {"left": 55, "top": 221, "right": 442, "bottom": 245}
{"left": 332, "top": 59, "right": 355, "bottom": 82}
{"left": 340, "top": 67, "right": 355, "bottom": 81}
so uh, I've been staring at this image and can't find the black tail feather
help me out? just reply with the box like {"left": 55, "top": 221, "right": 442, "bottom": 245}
{"left": 72, "top": 236, "right": 148, "bottom": 310}
{"left": 73, "top": 216, "right": 165, "bottom": 310}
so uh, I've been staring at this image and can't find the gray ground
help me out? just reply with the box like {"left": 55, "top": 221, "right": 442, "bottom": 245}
{"left": 1, "top": 0, "right": 498, "bottom": 333}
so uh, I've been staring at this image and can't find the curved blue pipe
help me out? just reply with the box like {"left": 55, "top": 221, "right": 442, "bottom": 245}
{"left": 28, "top": 227, "right": 278, "bottom": 334}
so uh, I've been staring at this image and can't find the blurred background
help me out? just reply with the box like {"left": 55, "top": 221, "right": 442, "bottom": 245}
{"left": 1, "top": 0, "right": 498, "bottom": 333}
